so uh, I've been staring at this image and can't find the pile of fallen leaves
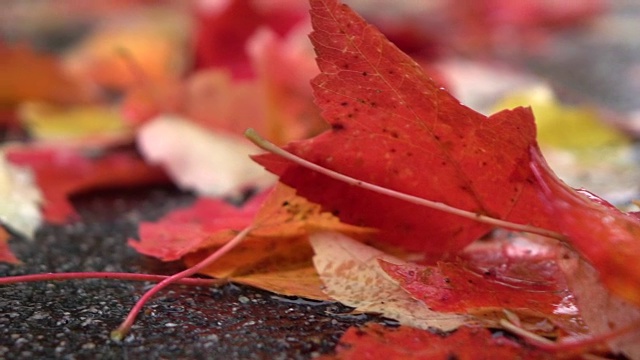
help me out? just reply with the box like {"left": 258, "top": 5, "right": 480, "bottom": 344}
{"left": 3, "top": 0, "right": 640, "bottom": 358}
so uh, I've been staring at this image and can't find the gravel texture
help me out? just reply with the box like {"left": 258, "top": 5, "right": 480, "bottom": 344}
{"left": 0, "top": 186, "right": 376, "bottom": 359}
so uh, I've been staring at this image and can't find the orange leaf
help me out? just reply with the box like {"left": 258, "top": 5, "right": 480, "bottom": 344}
{"left": 0, "top": 45, "right": 86, "bottom": 107}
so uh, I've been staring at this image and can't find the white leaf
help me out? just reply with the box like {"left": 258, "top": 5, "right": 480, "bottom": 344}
{"left": 137, "top": 115, "right": 276, "bottom": 199}
{"left": 0, "top": 150, "right": 42, "bottom": 238}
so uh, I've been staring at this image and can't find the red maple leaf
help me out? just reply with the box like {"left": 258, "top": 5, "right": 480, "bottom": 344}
{"left": 324, "top": 323, "right": 551, "bottom": 360}
{"left": 253, "top": 0, "right": 559, "bottom": 257}
{"left": 6, "top": 146, "right": 169, "bottom": 223}
{"left": 193, "top": 0, "right": 307, "bottom": 78}
{"left": 531, "top": 151, "right": 640, "bottom": 307}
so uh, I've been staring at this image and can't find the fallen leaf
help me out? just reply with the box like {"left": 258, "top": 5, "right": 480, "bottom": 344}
{"left": 130, "top": 191, "right": 267, "bottom": 262}
{"left": 18, "top": 101, "right": 131, "bottom": 141}
{"left": 131, "top": 183, "right": 372, "bottom": 299}
{"left": 558, "top": 250, "right": 640, "bottom": 359}
{"left": 6, "top": 145, "right": 169, "bottom": 223}
{"left": 310, "top": 231, "right": 468, "bottom": 331}
{"left": 531, "top": 152, "right": 640, "bottom": 307}
{"left": 253, "top": 0, "right": 560, "bottom": 257}
{"left": 0, "top": 150, "right": 42, "bottom": 238}
{"left": 495, "top": 87, "right": 629, "bottom": 149}
{"left": 62, "top": 10, "right": 190, "bottom": 90}
{"left": 247, "top": 20, "right": 325, "bottom": 145}
{"left": 323, "top": 323, "right": 551, "bottom": 360}
{"left": 0, "top": 227, "right": 20, "bottom": 264}
{"left": 0, "top": 45, "right": 87, "bottom": 107}
{"left": 495, "top": 86, "right": 640, "bottom": 204}
{"left": 193, "top": 0, "right": 307, "bottom": 78}
{"left": 136, "top": 114, "right": 276, "bottom": 198}
{"left": 378, "top": 236, "right": 584, "bottom": 336}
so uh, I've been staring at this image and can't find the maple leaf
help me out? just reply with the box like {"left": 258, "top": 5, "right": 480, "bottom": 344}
{"left": 378, "top": 234, "right": 585, "bottom": 337}
{"left": 310, "top": 231, "right": 468, "bottom": 331}
{"left": 136, "top": 115, "right": 275, "bottom": 198}
{"left": 19, "top": 102, "right": 131, "bottom": 142}
{"left": 5, "top": 145, "right": 169, "bottom": 223}
{"left": 193, "top": 0, "right": 308, "bottom": 78}
{"left": 0, "top": 45, "right": 87, "bottom": 107}
{"left": 558, "top": 251, "right": 640, "bottom": 359}
{"left": 252, "top": 0, "right": 560, "bottom": 257}
{"left": 0, "top": 150, "right": 42, "bottom": 238}
{"left": 62, "top": 11, "right": 189, "bottom": 91}
{"left": 322, "top": 323, "right": 551, "bottom": 360}
{"left": 531, "top": 151, "right": 640, "bottom": 307}
{"left": 130, "top": 183, "right": 372, "bottom": 299}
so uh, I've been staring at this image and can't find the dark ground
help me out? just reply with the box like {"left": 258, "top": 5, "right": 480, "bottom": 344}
{"left": 0, "top": 186, "right": 378, "bottom": 360}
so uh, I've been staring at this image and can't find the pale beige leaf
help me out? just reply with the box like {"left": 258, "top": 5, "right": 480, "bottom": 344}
{"left": 137, "top": 115, "right": 275, "bottom": 199}
{"left": 310, "top": 231, "right": 468, "bottom": 331}
{"left": 0, "top": 150, "right": 42, "bottom": 238}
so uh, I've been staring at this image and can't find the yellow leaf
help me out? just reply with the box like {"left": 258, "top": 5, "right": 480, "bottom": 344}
{"left": 494, "top": 86, "right": 628, "bottom": 149}
{"left": 19, "top": 102, "right": 130, "bottom": 141}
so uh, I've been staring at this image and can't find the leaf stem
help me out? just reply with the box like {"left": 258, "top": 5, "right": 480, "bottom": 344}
{"left": 110, "top": 226, "right": 254, "bottom": 341}
{"left": 245, "top": 129, "right": 565, "bottom": 241}
{"left": 0, "top": 272, "right": 226, "bottom": 286}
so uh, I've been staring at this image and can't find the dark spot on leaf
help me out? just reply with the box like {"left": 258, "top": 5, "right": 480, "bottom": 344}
{"left": 434, "top": 135, "right": 440, "bottom": 140}
{"left": 389, "top": 148, "right": 396, "bottom": 153}
{"left": 447, "top": 353, "right": 460, "bottom": 360}
{"left": 332, "top": 123, "right": 345, "bottom": 131}
{"left": 282, "top": 201, "right": 289, "bottom": 207}
{"left": 370, "top": 102, "right": 377, "bottom": 108}
{"left": 444, "top": 278, "right": 451, "bottom": 284}
{"left": 340, "top": 101, "right": 349, "bottom": 107}
{"left": 362, "top": 71, "right": 368, "bottom": 76}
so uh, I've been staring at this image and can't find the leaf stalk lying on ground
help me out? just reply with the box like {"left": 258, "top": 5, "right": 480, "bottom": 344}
{"left": 110, "top": 225, "right": 255, "bottom": 341}
{"left": 0, "top": 272, "right": 227, "bottom": 286}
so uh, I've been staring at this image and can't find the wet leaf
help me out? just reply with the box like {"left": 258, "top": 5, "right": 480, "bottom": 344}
{"left": 531, "top": 153, "right": 640, "bottom": 308}
{"left": 558, "top": 251, "right": 640, "bottom": 359}
{"left": 323, "top": 323, "right": 551, "bottom": 360}
{"left": 378, "top": 237, "right": 584, "bottom": 336}
{"left": 310, "top": 231, "right": 468, "bottom": 331}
